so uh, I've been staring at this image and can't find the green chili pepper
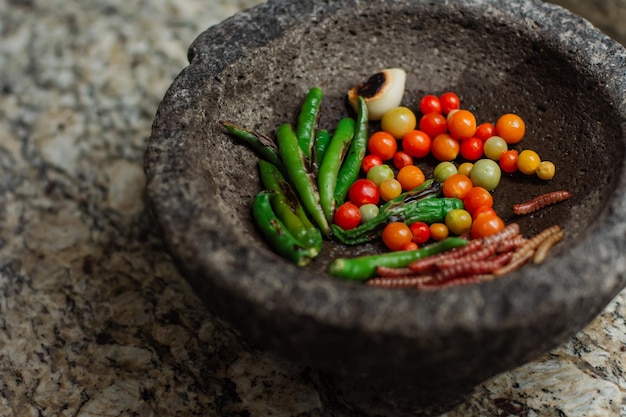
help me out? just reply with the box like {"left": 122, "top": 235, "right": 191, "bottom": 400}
{"left": 252, "top": 191, "right": 316, "bottom": 266}
{"left": 276, "top": 123, "right": 331, "bottom": 238}
{"left": 318, "top": 118, "right": 355, "bottom": 223}
{"left": 312, "top": 129, "right": 330, "bottom": 173}
{"left": 333, "top": 96, "right": 369, "bottom": 205}
{"left": 296, "top": 86, "right": 323, "bottom": 159}
{"left": 220, "top": 120, "right": 287, "bottom": 176}
{"left": 328, "top": 237, "right": 468, "bottom": 280}
{"left": 258, "top": 159, "right": 322, "bottom": 253}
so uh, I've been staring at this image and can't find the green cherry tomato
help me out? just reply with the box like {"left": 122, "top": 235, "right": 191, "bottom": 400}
{"left": 359, "top": 203, "right": 380, "bottom": 223}
{"left": 445, "top": 209, "right": 473, "bottom": 236}
{"left": 366, "top": 164, "right": 395, "bottom": 186}
{"left": 381, "top": 107, "right": 417, "bottom": 139}
{"left": 470, "top": 158, "right": 501, "bottom": 191}
{"left": 483, "top": 135, "right": 508, "bottom": 160}
{"left": 433, "top": 161, "right": 458, "bottom": 183}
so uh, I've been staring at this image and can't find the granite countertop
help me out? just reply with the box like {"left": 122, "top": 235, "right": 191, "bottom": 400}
{"left": 0, "top": 1, "right": 624, "bottom": 416}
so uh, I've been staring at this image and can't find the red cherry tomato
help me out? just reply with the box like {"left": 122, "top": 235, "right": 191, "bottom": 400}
{"left": 475, "top": 122, "right": 496, "bottom": 141}
{"left": 393, "top": 151, "right": 414, "bottom": 170}
{"left": 382, "top": 222, "right": 413, "bottom": 251}
{"left": 361, "top": 154, "right": 383, "bottom": 173}
{"left": 410, "top": 221, "right": 431, "bottom": 244}
{"left": 459, "top": 137, "right": 484, "bottom": 161}
{"left": 334, "top": 202, "right": 361, "bottom": 230}
{"left": 439, "top": 92, "right": 460, "bottom": 115}
{"left": 348, "top": 179, "right": 380, "bottom": 207}
{"left": 471, "top": 213, "right": 505, "bottom": 239}
{"left": 419, "top": 94, "right": 442, "bottom": 114}
{"left": 419, "top": 112, "right": 448, "bottom": 138}
{"left": 499, "top": 149, "right": 519, "bottom": 174}
{"left": 367, "top": 131, "right": 397, "bottom": 160}
{"left": 401, "top": 130, "right": 431, "bottom": 158}
{"left": 462, "top": 186, "right": 494, "bottom": 215}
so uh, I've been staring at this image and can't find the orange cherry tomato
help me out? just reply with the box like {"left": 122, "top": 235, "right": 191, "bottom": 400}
{"left": 470, "top": 213, "right": 505, "bottom": 239}
{"left": 442, "top": 174, "right": 473, "bottom": 199}
{"left": 367, "top": 131, "right": 397, "bottom": 160}
{"left": 382, "top": 222, "right": 413, "bottom": 251}
{"left": 401, "top": 130, "right": 431, "bottom": 158}
{"left": 397, "top": 165, "right": 425, "bottom": 191}
{"left": 496, "top": 113, "right": 525, "bottom": 144}
{"left": 431, "top": 133, "right": 460, "bottom": 161}
{"left": 462, "top": 186, "right": 494, "bottom": 215}
{"left": 447, "top": 109, "right": 477, "bottom": 140}
{"left": 429, "top": 222, "right": 449, "bottom": 241}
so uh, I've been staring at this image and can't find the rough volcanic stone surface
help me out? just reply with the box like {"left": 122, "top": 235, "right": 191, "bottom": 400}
{"left": 145, "top": 0, "right": 626, "bottom": 415}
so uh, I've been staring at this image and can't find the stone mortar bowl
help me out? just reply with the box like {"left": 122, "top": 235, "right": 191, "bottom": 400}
{"left": 144, "top": 0, "right": 626, "bottom": 415}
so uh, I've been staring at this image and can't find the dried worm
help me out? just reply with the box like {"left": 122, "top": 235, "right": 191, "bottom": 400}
{"left": 367, "top": 275, "right": 435, "bottom": 288}
{"left": 533, "top": 229, "right": 564, "bottom": 264}
{"left": 512, "top": 191, "right": 571, "bottom": 215}
{"left": 408, "top": 239, "right": 480, "bottom": 272}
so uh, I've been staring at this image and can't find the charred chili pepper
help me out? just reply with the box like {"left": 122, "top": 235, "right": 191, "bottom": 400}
{"left": 220, "top": 120, "right": 287, "bottom": 176}
{"left": 318, "top": 117, "right": 355, "bottom": 223}
{"left": 276, "top": 123, "right": 331, "bottom": 238}
{"left": 328, "top": 237, "right": 468, "bottom": 280}
{"left": 334, "top": 96, "right": 369, "bottom": 205}
{"left": 258, "top": 160, "right": 322, "bottom": 253}
{"left": 296, "top": 86, "right": 323, "bottom": 159}
{"left": 252, "top": 191, "right": 316, "bottom": 266}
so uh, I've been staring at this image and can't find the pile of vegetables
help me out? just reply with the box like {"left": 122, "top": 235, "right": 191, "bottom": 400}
{"left": 221, "top": 68, "right": 569, "bottom": 287}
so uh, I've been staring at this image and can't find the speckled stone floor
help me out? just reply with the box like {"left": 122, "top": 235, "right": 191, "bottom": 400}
{"left": 0, "top": 1, "right": 624, "bottom": 416}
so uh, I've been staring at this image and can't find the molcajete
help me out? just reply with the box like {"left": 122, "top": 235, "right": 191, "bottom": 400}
{"left": 144, "top": 0, "right": 626, "bottom": 415}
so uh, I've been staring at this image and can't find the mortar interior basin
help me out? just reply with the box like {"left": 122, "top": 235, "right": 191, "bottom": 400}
{"left": 144, "top": 0, "right": 626, "bottom": 415}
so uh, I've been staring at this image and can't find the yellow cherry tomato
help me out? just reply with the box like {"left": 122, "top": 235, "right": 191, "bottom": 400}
{"left": 429, "top": 222, "right": 449, "bottom": 241}
{"left": 536, "top": 160, "right": 556, "bottom": 180}
{"left": 517, "top": 149, "right": 541, "bottom": 175}
{"left": 379, "top": 178, "right": 403, "bottom": 201}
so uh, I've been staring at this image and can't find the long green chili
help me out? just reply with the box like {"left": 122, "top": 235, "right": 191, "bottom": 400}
{"left": 220, "top": 120, "right": 287, "bottom": 176}
{"left": 333, "top": 96, "right": 369, "bottom": 205}
{"left": 258, "top": 159, "right": 322, "bottom": 253}
{"left": 312, "top": 128, "right": 330, "bottom": 174}
{"left": 276, "top": 123, "right": 331, "bottom": 238}
{"left": 296, "top": 86, "right": 323, "bottom": 159}
{"left": 252, "top": 191, "right": 317, "bottom": 267}
{"left": 318, "top": 117, "right": 355, "bottom": 223}
{"left": 328, "top": 237, "right": 469, "bottom": 280}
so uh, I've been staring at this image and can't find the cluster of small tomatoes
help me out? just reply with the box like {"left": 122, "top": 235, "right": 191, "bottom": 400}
{"left": 333, "top": 91, "right": 556, "bottom": 251}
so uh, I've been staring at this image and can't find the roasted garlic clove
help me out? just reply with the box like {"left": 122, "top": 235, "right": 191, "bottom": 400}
{"left": 347, "top": 68, "right": 406, "bottom": 121}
